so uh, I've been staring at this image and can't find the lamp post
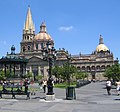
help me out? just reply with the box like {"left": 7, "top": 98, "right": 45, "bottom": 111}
{"left": 42, "top": 41, "right": 56, "bottom": 95}
{"left": 66, "top": 52, "right": 76, "bottom": 100}
{"left": 66, "top": 53, "right": 71, "bottom": 86}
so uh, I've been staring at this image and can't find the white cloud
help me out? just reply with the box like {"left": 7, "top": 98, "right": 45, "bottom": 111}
{"left": 59, "top": 26, "right": 73, "bottom": 31}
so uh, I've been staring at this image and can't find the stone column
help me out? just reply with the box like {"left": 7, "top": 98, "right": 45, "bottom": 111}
{"left": 43, "top": 66, "right": 49, "bottom": 79}
{"left": 30, "top": 66, "right": 32, "bottom": 73}
{"left": 38, "top": 66, "right": 41, "bottom": 76}
{"left": 38, "top": 44, "right": 41, "bottom": 50}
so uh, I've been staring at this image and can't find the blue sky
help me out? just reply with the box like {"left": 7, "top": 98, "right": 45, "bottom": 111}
{"left": 0, "top": 0, "right": 120, "bottom": 60}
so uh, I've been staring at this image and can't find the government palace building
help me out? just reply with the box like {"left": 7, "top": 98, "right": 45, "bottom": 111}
{"left": 1, "top": 7, "right": 119, "bottom": 80}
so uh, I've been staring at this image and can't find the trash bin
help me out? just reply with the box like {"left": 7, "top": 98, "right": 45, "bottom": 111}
{"left": 66, "top": 86, "right": 76, "bottom": 100}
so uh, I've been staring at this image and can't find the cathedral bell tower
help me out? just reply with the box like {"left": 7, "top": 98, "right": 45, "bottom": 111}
{"left": 20, "top": 6, "right": 35, "bottom": 53}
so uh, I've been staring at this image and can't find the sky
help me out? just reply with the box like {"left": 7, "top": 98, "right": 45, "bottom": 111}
{"left": 0, "top": 0, "right": 120, "bottom": 60}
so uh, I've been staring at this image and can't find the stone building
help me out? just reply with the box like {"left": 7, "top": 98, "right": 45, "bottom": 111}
{"left": 3, "top": 7, "right": 118, "bottom": 80}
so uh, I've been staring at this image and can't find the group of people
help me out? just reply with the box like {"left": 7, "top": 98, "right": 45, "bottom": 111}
{"left": 106, "top": 79, "right": 120, "bottom": 95}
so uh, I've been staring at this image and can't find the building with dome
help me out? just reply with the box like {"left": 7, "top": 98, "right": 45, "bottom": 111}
{"left": 16, "top": 7, "right": 118, "bottom": 80}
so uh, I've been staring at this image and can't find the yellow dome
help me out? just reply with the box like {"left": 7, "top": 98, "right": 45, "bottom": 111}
{"left": 96, "top": 35, "right": 109, "bottom": 52}
{"left": 96, "top": 44, "right": 109, "bottom": 52}
{"left": 34, "top": 22, "right": 52, "bottom": 40}
{"left": 34, "top": 32, "right": 52, "bottom": 40}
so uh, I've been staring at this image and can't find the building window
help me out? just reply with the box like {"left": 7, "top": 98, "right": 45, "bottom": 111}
{"left": 87, "top": 66, "right": 90, "bottom": 71}
{"left": 28, "top": 46, "right": 30, "bottom": 51}
{"left": 77, "top": 66, "right": 80, "bottom": 70}
{"left": 101, "top": 65, "right": 105, "bottom": 70}
{"left": 36, "top": 44, "right": 38, "bottom": 50}
{"left": 25, "top": 36, "right": 26, "bottom": 40}
{"left": 82, "top": 66, "right": 85, "bottom": 71}
{"left": 91, "top": 66, "right": 95, "bottom": 70}
{"left": 27, "top": 36, "right": 29, "bottom": 40}
{"left": 41, "top": 43, "right": 44, "bottom": 49}
{"left": 23, "top": 46, "right": 26, "bottom": 52}
{"left": 106, "top": 65, "right": 110, "bottom": 68}
{"left": 96, "top": 66, "right": 100, "bottom": 71}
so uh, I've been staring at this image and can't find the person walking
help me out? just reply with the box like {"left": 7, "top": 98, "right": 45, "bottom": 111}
{"left": 42, "top": 80, "right": 47, "bottom": 93}
{"left": 106, "top": 79, "right": 112, "bottom": 95}
{"left": 116, "top": 81, "right": 120, "bottom": 95}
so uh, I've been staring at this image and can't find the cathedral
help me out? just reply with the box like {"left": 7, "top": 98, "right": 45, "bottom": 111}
{"left": 2, "top": 7, "right": 118, "bottom": 80}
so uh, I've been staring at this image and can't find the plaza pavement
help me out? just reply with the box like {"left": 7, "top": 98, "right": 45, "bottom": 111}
{"left": 0, "top": 81, "right": 120, "bottom": 112}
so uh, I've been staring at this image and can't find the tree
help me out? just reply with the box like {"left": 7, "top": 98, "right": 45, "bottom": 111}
{"left": 105, "top": 64, "right": 120, "bottom": 81}
{"left": 52, "top": 65, "right": 61, "bottom": 78}
{"left": 75, "top": 71, "right": 88, "bottom": 80}
{"left": 26, "top": 72, "right": 33, "bottom": 78}
{"left": 52, "top": 63, "right": 78, "bottom": 82}
{"left": 0, "top": 70, "right": 5, "bottom": 80}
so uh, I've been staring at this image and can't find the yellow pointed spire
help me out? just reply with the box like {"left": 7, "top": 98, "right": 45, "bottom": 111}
{"left": 24, "top": 6, "right": 35, "bottom": 32}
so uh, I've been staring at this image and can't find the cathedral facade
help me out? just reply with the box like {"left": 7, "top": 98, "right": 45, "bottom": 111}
{"left": 18, "top": 7, "right": 118, "bottom": 80}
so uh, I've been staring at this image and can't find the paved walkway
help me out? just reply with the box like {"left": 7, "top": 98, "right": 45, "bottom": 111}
{"left": 0, "top": 81, "right": 120, "bottom": 112}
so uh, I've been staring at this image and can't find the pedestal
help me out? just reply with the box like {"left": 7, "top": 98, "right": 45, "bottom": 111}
{"left": 46, "top": 94, "right": 55, "bottom": 100}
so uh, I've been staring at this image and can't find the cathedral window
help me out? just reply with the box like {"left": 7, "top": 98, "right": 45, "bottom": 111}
{"left": 23, "top": 46, "right": 26, "bottom": 52}
{"left": 36, "top": 44, "right": 38, "bottom": 50}
{"left": 28, "top": 46, "right": 30, "bottom": 51}
{"left": 41, "top": 43, "right": 44, "bottom": 49}
{"left": 25, "top": 36, "right": 27, "bottom": 40}
{"left": 27, "top": 36, "right": 29, "bottom": 40}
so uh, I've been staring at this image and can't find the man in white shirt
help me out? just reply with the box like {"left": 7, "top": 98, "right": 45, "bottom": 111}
{"left": 106, "top": 79, "right": 112, "bottom": 95}
{"left": 42, "top": 80, "right": 47, "bottom": 93}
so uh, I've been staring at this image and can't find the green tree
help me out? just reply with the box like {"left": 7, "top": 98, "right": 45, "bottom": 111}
{"left": 52, "top": 63, "right": 78, "bottom": 82}
{"left": 5, "top": 70, "right": 14, "bottom": 78}
{"left": 105, "top": 64, "right": 120, "bottom": 81}
{"left": 52, "top": 65, "right": 61, "bottom": 78}
{"left": 75, "top": 71, "right": 88, "bottom": 80}
{"left": 0, "top": 70, "right": 5, "bottom": 80}
{"left": 26, "top": 72, "right": 33, "bottom": 78}
{"left": 36, "top": 75, "right": 43, "bottom": 81}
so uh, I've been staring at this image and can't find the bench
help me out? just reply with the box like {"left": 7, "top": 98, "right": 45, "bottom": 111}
{"left": 0, "top": 85, "right": 30, "bottom": 99}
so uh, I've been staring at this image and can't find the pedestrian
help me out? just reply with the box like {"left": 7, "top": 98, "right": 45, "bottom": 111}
{"left": 24, "top": 78, "right": 29, "bottom": 93}
{"left": 106, "top": 79, "right": 112, "bottom": 95}
{"left": 116, "top": 81, "right": 120, "bottom": 95}
{"left": 42, "top": 79, "right": 47, "bottom": 93}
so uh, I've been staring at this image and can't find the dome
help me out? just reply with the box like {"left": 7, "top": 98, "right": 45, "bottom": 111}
{"left": 34, "top": 32, "right": 52, "bottom": 40}
{"left": 96, "top": 35, "right": 109, "bottom": 52}
{"left": 34, "top": 22, "right": 52, "bottom": 41}
{"left": 96, "top": 44, "right": 109, "bottom": 52}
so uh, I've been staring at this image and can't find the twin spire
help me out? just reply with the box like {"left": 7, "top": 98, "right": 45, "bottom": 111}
{"left": 24, "top": 6, "right": 35, "bottom": 33}
{"left": 23, "top": 6, "right": 47, "bottom": 34}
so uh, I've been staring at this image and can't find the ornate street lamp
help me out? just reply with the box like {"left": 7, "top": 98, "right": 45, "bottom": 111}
{"left": 65, "top": 51, "right": 76, "bottom": 100}
{"left": 42, "top": 41, "right": 56, "bottom": 95}
{"left": 66, "top": 52, "right": 71, "bottom": 86}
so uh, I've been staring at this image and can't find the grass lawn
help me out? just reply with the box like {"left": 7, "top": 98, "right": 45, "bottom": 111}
{"left": 54, "top": 83, "right": 76, "bottom": 88}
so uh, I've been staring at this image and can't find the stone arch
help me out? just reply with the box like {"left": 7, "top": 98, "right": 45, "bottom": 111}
{"left": 82, "top": 66, "right": 85, "bottom": 71}
{"left": 101, "top": 65, "right": 105, "bottom": 70}
{"left": 106, "top": 65, "right": 110, "bottom": 68}
{"left": 87, "top": 66, "right": 90, "bottom": 71}
{"left": 91, "top": 66, "right": 95, "bottom": 70}
{"left": 96, "top": 65, "right": 100, "bottom": 71}
{"left": 77, "top": 66, "right": 80, "bottom": 70}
